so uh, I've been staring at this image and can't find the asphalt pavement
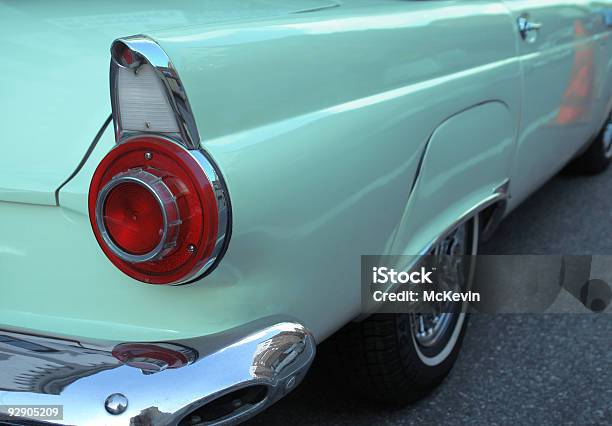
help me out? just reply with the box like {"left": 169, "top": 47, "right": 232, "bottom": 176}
{"left": 247, "top": 166, "right": 612, "bottom": 425}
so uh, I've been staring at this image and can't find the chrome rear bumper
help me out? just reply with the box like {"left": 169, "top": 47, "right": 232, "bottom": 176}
{"left": 0, "top": 320, "right": 315, "bottom": 425}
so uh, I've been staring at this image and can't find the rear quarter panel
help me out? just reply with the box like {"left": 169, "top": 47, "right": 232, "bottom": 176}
{"left": 2, "top": 0, "right": 521, "bottom": 342}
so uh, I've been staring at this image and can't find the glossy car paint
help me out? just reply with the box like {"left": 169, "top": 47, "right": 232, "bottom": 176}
{"left": 505, "top": 0, "right": 612, "bottom": 209}
{"left": 0, "top": 0, "right": 337, "bottom": 205}
{"left": 0, "top": 0, "right": 611, "bottom": 344}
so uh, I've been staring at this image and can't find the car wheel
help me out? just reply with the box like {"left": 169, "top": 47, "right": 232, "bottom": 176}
{"left": 570, "top": 111, "right": 612, "bottom": 174}
{"left": 326, "top": 218, "right": 478, "bottom": 405}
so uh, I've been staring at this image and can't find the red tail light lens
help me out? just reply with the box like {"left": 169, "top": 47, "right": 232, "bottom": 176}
{"left": 89, "top": 136, "right": 228, "bottom": 285}
{"left": 103, "top": 182, "right": 165, "bottom": 255}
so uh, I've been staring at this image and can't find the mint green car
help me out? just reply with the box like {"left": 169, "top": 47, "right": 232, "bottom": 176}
{"left": 0, "top": 1, "right": 611, "bottom": 424}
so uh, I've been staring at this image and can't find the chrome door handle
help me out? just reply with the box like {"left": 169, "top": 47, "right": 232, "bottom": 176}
{"left": 517, "top": 15, "right": 543, "bottom": 42}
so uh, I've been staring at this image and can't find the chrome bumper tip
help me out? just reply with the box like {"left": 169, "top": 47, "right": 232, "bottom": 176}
{"left": 0, "top": 321, "right": 316, "bottom": 425}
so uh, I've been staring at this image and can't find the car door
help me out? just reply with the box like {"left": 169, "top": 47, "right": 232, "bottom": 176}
{"left": 590, "top": 0, "right": 612, "bottom": 123}
{"left": 504, "top": 0, "right": 601, "bottom": 208}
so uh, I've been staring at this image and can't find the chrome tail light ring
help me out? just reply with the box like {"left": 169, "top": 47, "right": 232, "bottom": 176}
{"left": 95, "top": 168, "right": 180, "bottom": 263}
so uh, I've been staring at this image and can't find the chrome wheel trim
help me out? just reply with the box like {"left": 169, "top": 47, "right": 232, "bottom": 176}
{"left": 412, "top": 310, "right": 455, "bottom": 347}
{"left": 410, "top": 216, "right": 478, "bottom": 366}
{"left": 412, "top": 224, "right": 467, "bottom": 347}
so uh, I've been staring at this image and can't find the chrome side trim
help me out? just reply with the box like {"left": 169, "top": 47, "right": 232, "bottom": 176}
{"left": 0, "top": 321, "right": 315, "bottom": 426}
{"left": 419, "top": 179, "right": 510, "bottom": 256}
{"left": 480, "top": 179, "right": 510, "bottom": 241}
{"left": 110, "top": 35, "right": 201, "bottom": 149}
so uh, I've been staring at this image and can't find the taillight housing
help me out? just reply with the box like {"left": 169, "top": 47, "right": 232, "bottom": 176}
{"left": 89, "top": 36, "right": 230, "bottom": 285}
{"left": 89, "top": 136, "right": 227, "bottom": 284}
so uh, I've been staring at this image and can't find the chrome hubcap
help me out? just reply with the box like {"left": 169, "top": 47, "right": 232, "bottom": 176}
{"left": 412, "top": 223, "right": 469, "bottom": 348}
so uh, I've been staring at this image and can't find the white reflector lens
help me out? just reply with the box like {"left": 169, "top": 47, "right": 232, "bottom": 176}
{"left": 117, "top": 64, "right": 179, "bottom": 133}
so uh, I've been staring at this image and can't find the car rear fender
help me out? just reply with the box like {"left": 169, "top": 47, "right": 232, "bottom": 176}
{"left": 391, "top": 101, "right": 516, "bottom": 256}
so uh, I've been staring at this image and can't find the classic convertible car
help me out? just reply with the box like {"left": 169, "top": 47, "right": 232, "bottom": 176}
{"left": 1, "top": 0, "right": 611, "bottom": 424}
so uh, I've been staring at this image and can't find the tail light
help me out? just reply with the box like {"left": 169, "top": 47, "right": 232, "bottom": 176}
{"left": 89, "top": 36, "right": 230, "bottom": 285}
{"left": 112, "top": 342, "right": 198, "bottom": 373}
